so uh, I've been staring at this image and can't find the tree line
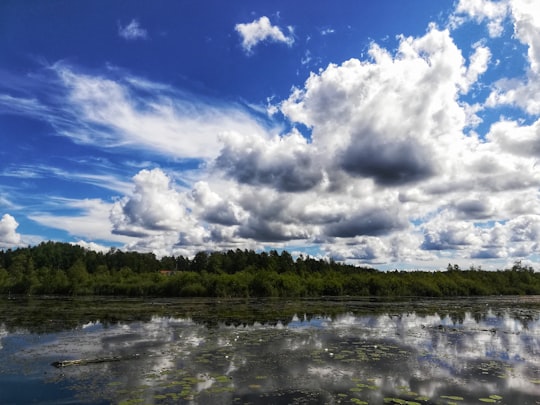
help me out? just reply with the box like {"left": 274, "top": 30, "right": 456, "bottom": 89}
{"left": 0, "top": 241, "right": 538, "bottom": 297}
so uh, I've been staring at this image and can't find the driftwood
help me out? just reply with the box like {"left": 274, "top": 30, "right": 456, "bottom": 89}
{"left": 51, "top": 353, "right": 140, "bottom": 368}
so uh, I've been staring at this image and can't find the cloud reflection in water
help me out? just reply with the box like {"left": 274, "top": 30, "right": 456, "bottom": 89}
{"left": 1, "top": 298, "right": 540, "bottom": 404}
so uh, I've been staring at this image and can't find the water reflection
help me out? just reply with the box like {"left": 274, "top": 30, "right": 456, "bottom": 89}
{"left": 1, "top": 297, "right": 540, "bottom": 404}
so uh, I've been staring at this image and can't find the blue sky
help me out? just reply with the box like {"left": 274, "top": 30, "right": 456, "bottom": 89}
{"left": 1, "top": 0, "right": 540, "bottom": 270}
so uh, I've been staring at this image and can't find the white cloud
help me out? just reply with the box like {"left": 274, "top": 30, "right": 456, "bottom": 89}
{"left": 452, "top": 0, "right": 510, "bottom": 37}
{"left": 320, "top": 28, "right": 335, "bottom": 36}
{"left": 421, "top": 210, "right": 484, "bottom": 251}
{"left": 4, "top": 2, "right": 540, "bottom": 268}
{"left": 29, "top": 198, "right": 130, "bottom": 243}
{"left": 110, "top": 169, "right": 212, "bottom": 256}
{"left": 235, "top": 16, "right": 294, "bottom": 54}
{"left": 95, "top": 19, "right": 532, "bottom": 265}
{"left": 118, "top": 19, "right": 148, "bottom": 40}
{"left": 485, "top": 0, "right": 540, "bottom": 114}
{"left": 215, "top": 129, "right": 323, "bottom": 192}
{"left": 51, "top": 65, "right": 269, "bottom": 159}
{"left": 420, "top": 209, "right": 540, "bottom": 262}
{"left": 486, "top": 119, "right": 540, "bottom": 156}
{"left": 511, "top": 0, "right": 540, "bottom": 74}
{"left": 280, "top": 26, "right": 471, "bottom": 187}
{"left": 111, "top": 168, "right": 191, "bottom": 236}
{"left": 0, "top": 94, "right": 50, "bottom": 118}
{"left": 465, "top": 42, "right": 491, "bottom": 86}
{"left": 0, "top": 214, "right": 22, "bottom": 248}
{"left": 191, "top": 181, "right": 247, "bottom": 226}
{"left": 72, "top": 240, "right": 111, "bottom": 253}
{"left": 1, "top": 163, "right": 133, "bottom": 195}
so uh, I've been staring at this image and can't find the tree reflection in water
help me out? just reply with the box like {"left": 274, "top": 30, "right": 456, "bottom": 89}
{"left": 0, "top": 296, "right": 539, "bottom": 404}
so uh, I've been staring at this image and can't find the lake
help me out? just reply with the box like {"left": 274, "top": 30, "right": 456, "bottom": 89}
{"left": 1, "top": 296, "right": 539, "bottom": 404}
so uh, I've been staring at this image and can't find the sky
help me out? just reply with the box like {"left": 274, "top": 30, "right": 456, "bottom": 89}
{"left": 1, "top": 0, "right": 539, "bottom": 271}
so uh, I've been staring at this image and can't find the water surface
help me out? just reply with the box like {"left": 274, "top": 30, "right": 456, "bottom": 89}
{"left": 1, "top": 296, "right": 540, "bottom": 404}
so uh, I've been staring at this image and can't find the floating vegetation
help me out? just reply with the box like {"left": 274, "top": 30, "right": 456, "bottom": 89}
{"left": 440, "top": 395, "right": 464, "bottom": 401}
{"left": 384, "top": 398, "right": 422, "bottom": 405}
{"left": 2, "top": 296, "right": 540, "bottom": 404}
{"left": 478, "top": 395, "right": 503, "bottom": 403}
{"left": 215, "top": 375, "right": 232, "bottom": 383}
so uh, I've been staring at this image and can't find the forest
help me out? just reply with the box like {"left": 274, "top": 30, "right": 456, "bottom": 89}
{"left": 0, "top": 241, "right": 539, "bottom": 297}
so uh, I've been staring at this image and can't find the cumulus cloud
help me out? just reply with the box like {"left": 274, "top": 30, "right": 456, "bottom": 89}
{"left": 235, "top": 16, "right": 294, "bottom": 54}
{"left": 215, "top": 129, "right": 323, "bottom": 192}
{"left": 236, "top": 217, "right": 310, "bottom": 242}
{"left": 421, "top": 208, "right": 540, "bottom": 262}
{"left": 191, "top": 182, "right": 246, "bottom": 226}
{"left": 485, "top": 0, "right": 540, "bottom": 114}
{"left": 109, "top": 170, "right": 269, "bottom": 256}
{"left": 340, "top": 137, "right": 435, "bottom": 186}
{"left": 323, "top": 231, "right": 433, "bottom": 266}
{"left": 111, "top": 168, "right": 192, "bottom": 236}
{"left": 326, "top": 206, "right": 408, "bottom": 238}
{"left": 454, "top": 198, "right": 494, "bottom": 220}
{"left": 101, "top": 14, "right": 540, "bottom": 266}
{"left": 421, "top": 211, "right": 483, "bottom": 251}
{"left": 512, "top": 0, "right": 540, "bottom": 75}
{"left": 486, "top": 119, "right": 540, "bottom": 156}
{"left": 72, "top": 240, "right": 111, "bottom": 253}
{"left": 118, "top": 19, "right": 148, "bottom": 40}
{"left": 452, "top": 0, "right": 510, "bottom": 37}
{"left": 465, "top": 42, "right": 491, "bottom": 86}
{"left": 0, "top": 214, "right": 21, "bottom": 248}
{"left": 507, "top": 215, "right": 540, "bottom": 242}
{"left": 6, "top": 2, "right": 540, "bottom": 268}
{"left": 280, "top": 26, "right": 474, "bottom": 187}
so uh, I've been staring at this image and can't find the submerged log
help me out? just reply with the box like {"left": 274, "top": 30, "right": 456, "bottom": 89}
{"left": 51, "top": 353, "right": 140, "bottom": 368}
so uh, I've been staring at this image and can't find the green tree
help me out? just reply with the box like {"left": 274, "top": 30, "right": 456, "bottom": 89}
{"left": 66, "top": 259, "right": 90, "bottom": 295}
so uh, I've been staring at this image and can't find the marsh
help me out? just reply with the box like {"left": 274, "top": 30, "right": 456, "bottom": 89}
{"left": 1, "top": 296, "right": 539, "bottom": 404}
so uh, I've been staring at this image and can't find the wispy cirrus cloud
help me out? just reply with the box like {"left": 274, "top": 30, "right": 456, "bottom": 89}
{"left": 0, "top": 94, "right": 52, "bottom": 120}
{"left": 29, "top": 198, "right": 132, "bottom": 243}
{"left": 1, "top": 163, "right": 133, "bottom": 195}
{"left": 0, "top": 64, "right": 272, "bottom": 160}
{"left": 56, "top": 65, "right": 271, "bottom": 159}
